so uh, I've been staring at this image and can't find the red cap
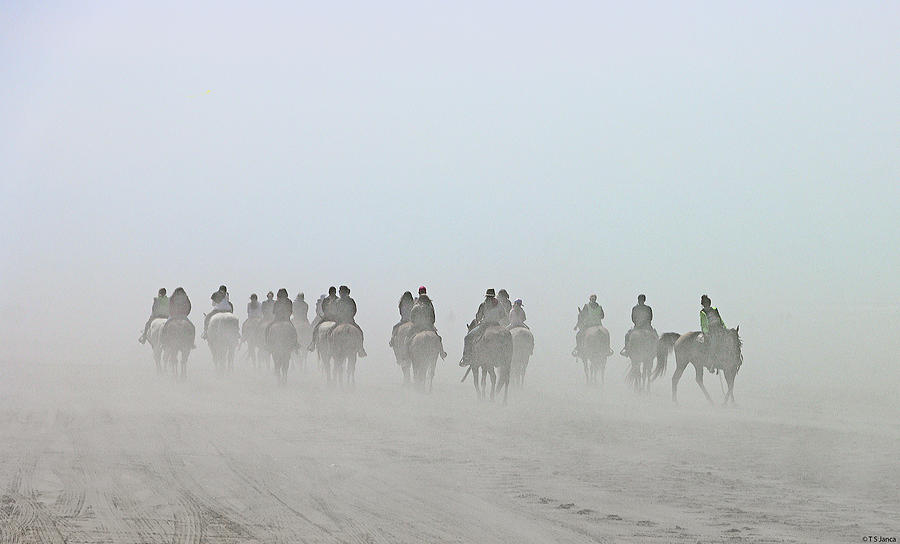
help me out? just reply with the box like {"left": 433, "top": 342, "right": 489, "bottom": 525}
{"left": 418, "top": 286, "right": 427, "bottom": 294}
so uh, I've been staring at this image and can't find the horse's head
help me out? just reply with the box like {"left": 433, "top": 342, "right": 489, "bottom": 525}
{"left": 720, "top": 326, "right": 743, "bottom": 369}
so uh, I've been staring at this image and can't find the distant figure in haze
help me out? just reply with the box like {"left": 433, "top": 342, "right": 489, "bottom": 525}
{"left": 312, "top": 294, "right": 327, "bottom": 326}
{"left": 621, "top": 294, "right": 654, "bottom": 356}
{"left": 389, "top": 291, "right": 415, "bottom": 347}
{"left": 461, "top": 288, "right": 505, "bottom": 366}
{"left": 308, "top": 286, "right": 338, "bottom": 351}
{"left": 507, "top": 299, "right": 528, "bottom": 329}
{"left": 265, "top": 288, "right": 294, "bottom": 340}
{"left": 139, "top": 287, "right": 169, "bottom": 344}
{"left": 700, "top": 294, "right": 726, "bottom": 373}
{"left": 497, "top": 289, "right": 512, "bottom": 325}
{"left": 405, "top": 286, "right": 447, "bottom": 358}
{"left": 573, "top": 294, "right": 608, "bottom": 357}
{"left": 261, "top": 291, "right": 275, "bottom": 321}
{"left": 202, "top": 285, "right": 232, "bottom": 339}
{"left": 247, "top": 293, "right": 262, "bottom": 319}
{"left": 294, "top": 292, "right": 309, "bottom": 323}
{"left": 168, "top": 287, "right": 192, "bottom": 319}
{"left": 332, "top": 285, "right": 367, "bottom": 357}
{"left": 163, "top": 286, "right": 195, "bottom": 349}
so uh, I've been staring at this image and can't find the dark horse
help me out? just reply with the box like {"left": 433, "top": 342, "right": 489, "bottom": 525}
{"left": 161, "top": 317, "right": 195, "bottom": 381}
{"left": 462, "top": 324, "right": 513, "bottom": 403}
{"left": 653, "top": 328, "right": 743, "bottom": 405}
{"left": 267, "top": 320, "right": 298, "bottom": 385}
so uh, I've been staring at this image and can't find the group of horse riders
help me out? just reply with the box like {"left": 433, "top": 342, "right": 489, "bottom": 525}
{"left": 389, "top": 286, "right": 450, "bottom": 360}
{"left": 458, "top": 288, "right": 529, "bottom": 367}
{"left": 573, "top": 292, "right": 727, "bottom": 372}
{"left": 307, "top": 285, "right": 367, "bottom": 357}
{"left": 139, "top": 284, "right": 367, "bottom": 357}
{"left": 138, "top": 286, "right": 196, "bottom": 347}
{"left": 140, "top": 285, "right": 727, "bottom": 373}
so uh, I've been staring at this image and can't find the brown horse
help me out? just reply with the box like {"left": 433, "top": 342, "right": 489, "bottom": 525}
{"left": 267, "top": 320, "right": 298, "bottom": 385}
{"left": 409, "top": 330, "right": 441, "bottom": 393}
{"left": 241, "top": 316, "right": 267, "bottom": 369}
{"left": 624, "top": 328, "right": 659, "bottom": 394}
{"left": 463, "top": 324, "right": 513, "bottom": 403}
{"left": 653, "top": 328, "right": 743, "bottom": 405}
{"left": 578, "top": 324, "right": 611, "bottom": 387}
{"left": 330, "top": 323, "right": 362, "bottom": 388}
{"left": 391, "top": 321, "right": 415, "bottom": 384}
{"left": 509, "top": 326, "right": 534, "bottom": 388}
{"left": 161, "top": 317, "right": 195, "bottom": 381}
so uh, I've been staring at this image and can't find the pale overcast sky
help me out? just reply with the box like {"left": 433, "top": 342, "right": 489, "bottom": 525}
{"left": 1, "top": 1, "right": 897, "bottom": 386}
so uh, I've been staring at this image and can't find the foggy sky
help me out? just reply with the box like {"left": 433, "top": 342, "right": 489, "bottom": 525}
{"left": 1, "top": 1, "right": 898, "bottom": 388}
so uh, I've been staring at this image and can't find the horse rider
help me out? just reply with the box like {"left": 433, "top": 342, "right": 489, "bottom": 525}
{"left": 247, "top": 293, "right": 262, "bottom": 319}
{"left": 265, "top": 288, "right": 297, "bottom": 347}
{"left": 139, "top": 287, "right": 169, "bottom": 344}
{"left": 621, "top": 294, "right": 654, "bottom": 356}
{"left": 700, "top": 294, "right": 726, "bottom": 372}
{"left": 261, "top": 291, "right": 275, "bottom": 321}
{"left": 573, "top": 294, "right": 610, "bottom": 357}
{"left": 331, "top": 285, "right": 367, "bottom": 357}
{"left": 404, "top": 286, "right": 447, "bottom": 359}
{"left": 507, "top": 298, "right": 528, "bottom": 329}
{"left": 389, "top": 291, "right": 415, "bottom": 347}
{"left": 497, "top": 289, "right": 512, "bottom": 325}
{"left": 164, "top": 287, "right": 195, "bottom": 347}
{"left": 311, "top": 293, "right": 327, "bottom": 328}
{"left": 460, "top": 288, "right": 505, "bottom": 367}
{"left": 308, "top": 286, "right": 338, "bottom": 351}
{"left": 294, "top": 292, "right": 309, "bottom": 323}
{"left": 202, "top": 285, "right": 233, "bottom": 339}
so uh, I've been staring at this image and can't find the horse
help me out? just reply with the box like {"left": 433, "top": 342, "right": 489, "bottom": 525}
{"left": 391, "top": 321, "right": 415, "bottom": 384}
{"left": 652, "top": 328, "right": 743, "bottom": 405}
{"left": 463, "top": 323, "right": 513, "bottom": 403}
{"left": 160, "top": 317, "right": 194, "bottom": 381}
{"left": 624, "top": 327, "right": 659, "bottom": 394}
{"left": 207, "top": 312, "right": 240, "bottom": 375}
{"left": 314, "top": 321, "right": 336, "bottom": 382}
{"left": 577, "top": 325, "right": 611, "bottom": 387}
{"left": 146, "top": 317, "right": 167, "bottom": 373}
{"left": 292, "top": 317, "right": 312, "bottom": 371}
{"left": 408, "top": 330, "right": 441, "bottom": 393}
{"left": 267, "top": 320, "right": 298, "bottom": 385}
{"left": 574, "top": 306, "right": 611, "bottom": 387}
{"left": 509, "top": 326, "right": 534, "bottom": 388}
{"left": 241, "top": 316, "right": 265, "bottom": 368}
{"left": 330, "top": 323, "right": 362, "bottom": 389}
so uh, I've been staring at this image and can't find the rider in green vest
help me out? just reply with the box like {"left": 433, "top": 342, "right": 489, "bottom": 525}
{"left": 139, "top": 288, "right": 169, "bottom": 344}
{"left": 700, "top": 294, "right": 726, "bottom": 373}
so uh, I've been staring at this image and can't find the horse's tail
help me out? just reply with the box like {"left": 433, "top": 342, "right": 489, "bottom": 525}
{"left": 652, "top": 332, "right": 679, "bottom": 381}
{"left": 460, "top": 365, "right": 472, "bottom": 383}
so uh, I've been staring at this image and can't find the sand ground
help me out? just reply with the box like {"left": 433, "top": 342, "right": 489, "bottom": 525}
{"left": 0, "top": 353, "right": 896, "bottom": 543}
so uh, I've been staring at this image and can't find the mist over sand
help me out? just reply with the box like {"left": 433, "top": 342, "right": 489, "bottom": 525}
{"left": 1, "top": 1, "right": 899, "bottom": 542}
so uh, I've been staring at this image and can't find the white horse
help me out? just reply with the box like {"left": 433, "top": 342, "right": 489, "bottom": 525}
{"left": 208, "top": 312, "right": 240, "bottom": 375}
{"left": 147, "top": 318, "right": 168, "bottom": 373}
